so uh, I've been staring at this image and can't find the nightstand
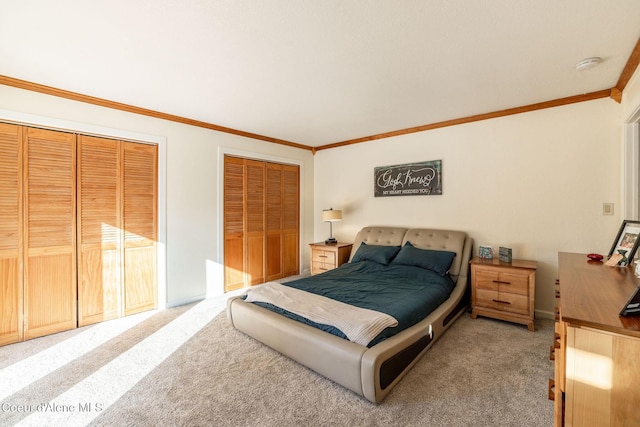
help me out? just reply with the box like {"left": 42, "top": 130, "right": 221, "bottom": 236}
{"left": 309, "top": 242, "right": 353, "bottom": 275}
{"left": 470, "top": 257, "right": 537, "bottom": 331}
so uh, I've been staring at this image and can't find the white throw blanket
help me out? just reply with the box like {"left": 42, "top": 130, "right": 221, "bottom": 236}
{"left": 244, "top": 282, "right": 398, "bottom": 346}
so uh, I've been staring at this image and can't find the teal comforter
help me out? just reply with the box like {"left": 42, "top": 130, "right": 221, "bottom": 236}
{"left": 251, "top": 260, "right": 455, "bottom": 347}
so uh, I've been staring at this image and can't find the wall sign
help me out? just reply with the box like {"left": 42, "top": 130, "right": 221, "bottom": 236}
{"left": 374, "top": 160, "right": 442, "bottom": 197}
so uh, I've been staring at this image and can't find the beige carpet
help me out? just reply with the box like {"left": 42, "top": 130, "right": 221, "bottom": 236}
{"left": 0, "top": 297, "right": 554, "bottom": 427}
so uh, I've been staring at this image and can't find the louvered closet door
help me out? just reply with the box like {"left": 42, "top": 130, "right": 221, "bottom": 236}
{"left": 246, "top": 159, "right": 265, "bottom": 286}
{"left": 223, "top": 156, "right": 300, "bottom": 291}
{"left": 0, "top": 123, "right": 23, "bottom": 346}
{"left": 77, "top": 135, "right": 122, "bottom": 326}
{"left": 23, "top": 128, "right": 77, "bottom": 339}
{"left": 265, "top": 163, "right": 283, "bottom": 281}
{"left": 122, "top": 142, "right": 157, "bottom": 315}
{"left": 224, "top": 156, "right": 245, "bottom": 292}
{"left": 282, "top": 165, "right": 299, "bottom": 277}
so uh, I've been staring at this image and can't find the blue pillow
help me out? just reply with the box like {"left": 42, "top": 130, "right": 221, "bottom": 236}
{"left": 391, "top": 241, "right": 456, "bottom": 276}
{"left": 351, "top": 242, "right": 401, "bottom": 265}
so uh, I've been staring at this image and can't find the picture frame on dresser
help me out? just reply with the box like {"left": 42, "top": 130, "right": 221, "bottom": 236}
{"left": 607, "top": 219, "right": 640, "bottom": 266}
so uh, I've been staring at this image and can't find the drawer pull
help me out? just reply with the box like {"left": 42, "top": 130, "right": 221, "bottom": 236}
{"left": 319, "top": 255, "right": 327, "bottom": 258}
{"left": 492, "top": 299, "right": 511, "bottom": 305}
{"left": 493, "top": 280, "right": 511, "bottom": 285}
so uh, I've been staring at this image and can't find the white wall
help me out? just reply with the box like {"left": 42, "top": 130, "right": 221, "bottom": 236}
{"left": 314, "top": 97, "right": 625, "bottom": 317}
{"left": 0, "top": 84, "right": 315, "bottom": 307}
{"left": 4, "top": 64, "right": 640, "bottom": 317}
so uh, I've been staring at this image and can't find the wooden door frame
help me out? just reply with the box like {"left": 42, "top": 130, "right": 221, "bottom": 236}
{"left": 0, "top": 109, "right": 167, "bottom": 309}
{"left": 217, "top": 147, "right": 304, "bottom": 297}
{"left": 623, "top": 103, "right": 640, "bottom": 220}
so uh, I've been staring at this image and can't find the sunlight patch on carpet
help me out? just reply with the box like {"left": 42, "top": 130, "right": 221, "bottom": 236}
{"left": 0, "top": 310, "right": 157, "bottom": 402}
{"left": 14, "top": 297, "right": 227, "bottom": 427}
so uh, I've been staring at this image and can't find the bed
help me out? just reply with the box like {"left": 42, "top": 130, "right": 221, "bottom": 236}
{"left": 226, "top": 226, "right": 473, "bottom": 403}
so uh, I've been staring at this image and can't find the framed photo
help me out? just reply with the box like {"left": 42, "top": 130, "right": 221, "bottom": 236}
{"left": 478, "top": 245, "right": 493, "bottom": 259}
{"left": 608, "top": 220, "right": 640, "bottom": 266}
{"left": 499, "top": 247, "right": 513, "bottom": 263}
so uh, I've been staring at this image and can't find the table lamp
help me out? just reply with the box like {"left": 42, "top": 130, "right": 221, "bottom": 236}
{"left": 322, "top": 208, "right": 342, "bottom": 244}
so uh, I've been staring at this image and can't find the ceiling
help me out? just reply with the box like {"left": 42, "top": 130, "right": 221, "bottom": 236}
{"left": 1, "top": 1, "right": 640, "bottom": 149}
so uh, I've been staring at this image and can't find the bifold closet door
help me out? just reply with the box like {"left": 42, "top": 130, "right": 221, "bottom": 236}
{"left": 23, "top": 128, "right": 77, "bottom": 340}
{"left": 79, "top": 137, "right": 157, "bottom": 321}
{"left": 223, "top": 156, "right": 299, "bottom": 291}
{"left": 122, "top": 142, "right": 157, "bottom": 315}
{"left": 224, "top": 156, "right": 268, "bottom": 289}
{"left": 282, "top": 164, "right": 299, "bottom": 277}
{"left": 245, "top": 159, "right": 266, "bottom": 286}
{"left": 0, "top": 123, "right": 23, "bottom": 346}
{"left": 265, "top": 163, "right": 299, "bottom": 281}
{"left": 266, "top": 163, "right": 300, "bottom": 280}
{"left": 265, "top": 163, "right": 283, "bottom": 281}
{"left": 224, "top": 156, "right": 245, "bottom": 292}
{"left": 77, "top": 135, "right": 122, "bottom": 326}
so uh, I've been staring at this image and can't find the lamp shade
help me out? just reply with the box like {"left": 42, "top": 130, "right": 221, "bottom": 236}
{"left": 322, "top": 209, "right": 342, "bottom": 222}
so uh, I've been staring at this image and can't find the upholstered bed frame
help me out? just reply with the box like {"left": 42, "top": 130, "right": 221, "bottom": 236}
{"left": 226, "top": 226, "right": 473, "bottom": 403}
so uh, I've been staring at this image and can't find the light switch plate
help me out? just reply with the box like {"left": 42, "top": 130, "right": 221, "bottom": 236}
{"left": 603, "top": 203, "right": 614, "bottom": 215}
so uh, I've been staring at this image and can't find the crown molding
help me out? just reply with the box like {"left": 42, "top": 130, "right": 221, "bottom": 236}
{"left": 0, "top": 75, "right": 311, "bottom": 152}
{"left": 314, "top": 89, "right": 612, "bottom": 151}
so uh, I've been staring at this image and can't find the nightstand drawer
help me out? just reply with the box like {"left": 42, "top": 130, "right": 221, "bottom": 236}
{"left": 475, "top": 269, "right": 529, "bottom": 295}
{"left": 312, "top": 250, "right": 336, "bottom": 265}
{"left": 311, "top": 262, "right": 331, "bottom": 275}
{"left": 475, "top": 288, "right": 530, "bottom": 315}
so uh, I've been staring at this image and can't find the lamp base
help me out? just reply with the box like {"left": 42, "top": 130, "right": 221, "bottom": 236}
{"left": 325, "top": 238, "right": 337, "bottom": 244}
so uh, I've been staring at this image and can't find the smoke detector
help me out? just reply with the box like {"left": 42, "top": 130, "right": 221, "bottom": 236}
{"left": 576, "top": 57, "right": 602, "bottom": 71}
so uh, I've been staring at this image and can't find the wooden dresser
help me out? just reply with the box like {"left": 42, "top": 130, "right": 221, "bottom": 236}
{"left": 470, "top": 257, "right": 537, "bottom": 331}
{"left": 552, "top": 252, "right": 640, "bottom": 426}
{"left": 309, "top": 242, "right": 352, "bottom": 275}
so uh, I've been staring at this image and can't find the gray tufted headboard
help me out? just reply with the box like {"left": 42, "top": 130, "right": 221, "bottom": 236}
{"left": 350, "top": 226, "right": 408, "bottom": 257}
{"left": 350, "top": 226, "right": 470, "bottom": 281}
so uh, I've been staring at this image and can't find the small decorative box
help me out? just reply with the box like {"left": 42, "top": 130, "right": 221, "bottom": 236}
{"left": 499, "top": 247, "right": 513, "bottom": 263}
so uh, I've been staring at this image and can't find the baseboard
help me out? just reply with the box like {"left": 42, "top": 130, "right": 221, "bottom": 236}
{"left": 535, "top": 309, "right": 555, "bottom": 320}
{"left": 166, "top": 295, "right": 206, "bottom": 308}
